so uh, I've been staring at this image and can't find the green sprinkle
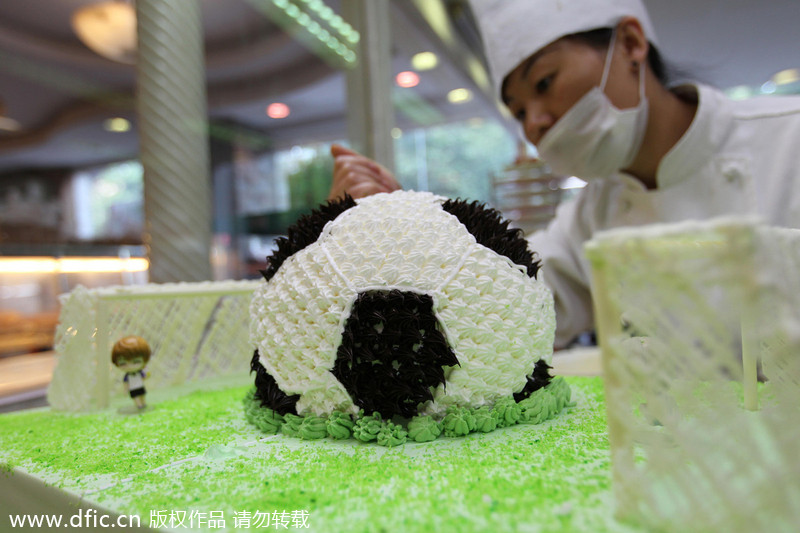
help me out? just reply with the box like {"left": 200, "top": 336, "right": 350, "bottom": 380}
{"left": 0, "top": 378, "right": 633, "bottom": 533}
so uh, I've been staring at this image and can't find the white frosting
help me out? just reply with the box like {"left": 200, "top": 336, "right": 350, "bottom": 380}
{"left": 250, "top": 190, "right": 555, "bottom": 417}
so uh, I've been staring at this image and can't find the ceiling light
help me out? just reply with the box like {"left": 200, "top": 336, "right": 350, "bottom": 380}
{"left": 267, "top": 103, "right": 291, "bottom": 119}
{"left": 396, "top": 71, "right": 420, "bottom": 88}
{"left": 726, "top": 85, "right": 754, "bottom": 101}
{"left": 0, "top": 116, "right": 21, "bottom": 132}
{"left": 253, "top": 0, "right": 359, "bottom": 68}
{"left": 0, "top": 257, "right": 148, "bottom": 274}
{"left": 0, "top": 98, "right": 21, "bottom": 131}
{"left": 411, "top": 52, "right": 438, "bottom": 71}
{"left": 59, "top": 257, "right": 149, "bottom": 273}
{"left": 772, "top": 68, "right": 800, "bottom": 86}
{"left": 447, "top": 88, "right": 473, "bottom": 104}
{"left": 104, "top": 117, "right": 131, "bottom": 132}
{"left": 760, "top": 81, "right": 777, "bottom": 95}
{"left": 72, "top": 1, "right": 137, "bottom": 64}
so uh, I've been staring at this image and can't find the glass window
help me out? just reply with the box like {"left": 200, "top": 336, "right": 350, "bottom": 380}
{"left": 69, "top": 160, "right": 144, "bottom": 242}
{"left": 394, "top": 118, "right": 515, "bottom": 202}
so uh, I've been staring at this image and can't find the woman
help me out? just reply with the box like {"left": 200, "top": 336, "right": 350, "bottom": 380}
{"left": 328, "top": 0, "right": 800, "bottom": 348}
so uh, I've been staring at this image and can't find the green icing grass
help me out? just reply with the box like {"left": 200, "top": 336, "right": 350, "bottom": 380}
{"left": 244, "top": 377, "right": 574, "bottom": 446}
{"left": 0, "top": 386, "right": 250, "bottom": 488}
{"left": 0, "top": 377, "right": 646, "bottom": 533}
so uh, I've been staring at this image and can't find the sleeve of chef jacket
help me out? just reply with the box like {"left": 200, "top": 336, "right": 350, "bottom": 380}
{"left": 526, "top": 192, "right": 597, "bottom": 349}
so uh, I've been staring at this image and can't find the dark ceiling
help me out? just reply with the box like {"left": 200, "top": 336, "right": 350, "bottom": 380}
{"left": 0, "top": 0, "right": 496, "bottom": 174}
{"left": 0, "top": 0, "right": 798, "bottom": 175}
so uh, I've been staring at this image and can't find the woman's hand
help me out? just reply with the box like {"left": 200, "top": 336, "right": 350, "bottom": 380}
{"left": 328, "top": 143, "right": 401, "bottom": 201}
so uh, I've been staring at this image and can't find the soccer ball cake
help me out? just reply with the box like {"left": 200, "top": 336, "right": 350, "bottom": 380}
{"left": 246, "top": 190, "right": 570, "bottom": 445}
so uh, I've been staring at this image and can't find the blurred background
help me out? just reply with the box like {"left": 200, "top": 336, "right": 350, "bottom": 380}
{"left": 0, "top": 0, "right": 798, "bottom": 401}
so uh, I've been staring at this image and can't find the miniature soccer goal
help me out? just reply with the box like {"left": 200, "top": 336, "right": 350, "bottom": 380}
{"left": 586, "top": 218, "right": 800, "bottom": 533}
{"left": 47, "top": 280, "right": 260, "bottom": 412}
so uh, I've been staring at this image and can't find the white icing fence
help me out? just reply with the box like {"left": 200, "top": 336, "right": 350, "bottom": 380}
{"left": 586, "top": 219, "right": 800, "bottom": 533}
{"left": 47, "top": 280, "right": 260, "bottom": 412}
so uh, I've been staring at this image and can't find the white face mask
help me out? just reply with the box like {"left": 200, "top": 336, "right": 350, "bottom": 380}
{"left": 536, "top": 31, "right": 649, "bottom": 180}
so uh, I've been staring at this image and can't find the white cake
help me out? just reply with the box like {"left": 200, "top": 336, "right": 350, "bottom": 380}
{"left": 247, "top": 191, "right": 566, "bottom": 444}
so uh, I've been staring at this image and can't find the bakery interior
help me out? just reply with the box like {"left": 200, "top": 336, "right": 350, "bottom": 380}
{"left": 1, "top": 0, "right": 798, "bottom": 414}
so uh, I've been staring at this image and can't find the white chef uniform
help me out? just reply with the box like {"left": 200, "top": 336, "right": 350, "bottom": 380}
{"left": 468, "top": 0, "right": 800, "bottom": 346}
{"left": 528, "top": 83, "right": 800, "bottom": 347}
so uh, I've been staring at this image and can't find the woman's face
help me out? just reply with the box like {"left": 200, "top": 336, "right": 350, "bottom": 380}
{"left": 502, "top": 37, "right": 637, "bottom": 147}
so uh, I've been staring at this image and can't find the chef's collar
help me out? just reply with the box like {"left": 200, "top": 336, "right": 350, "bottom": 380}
{"left": 656, "top": 84, "right": 736, "bottom": 189}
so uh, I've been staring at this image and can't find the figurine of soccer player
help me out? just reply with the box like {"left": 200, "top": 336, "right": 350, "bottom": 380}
{"left": 111, "top": 335, "right": 152, "bottom": 410}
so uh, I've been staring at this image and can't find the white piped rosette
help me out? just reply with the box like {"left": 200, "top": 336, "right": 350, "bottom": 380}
{"left": 249, "top": 190, "right": 555, "bottom": 418}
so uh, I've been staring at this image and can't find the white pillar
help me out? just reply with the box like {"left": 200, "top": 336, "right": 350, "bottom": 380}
{"left": 136, "top": 0, "right": 212, "bottom": 282}
{"left": 341, "top": 0, "right": 395, "bottom": 173}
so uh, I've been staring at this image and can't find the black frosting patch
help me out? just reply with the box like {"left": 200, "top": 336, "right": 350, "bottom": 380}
{"left": 441, "top": 198, "right": 541, "bottom": 279}
{"left": 260, "top": 195, "right": 357, "bottom": 282}
{"left": 513, "top": 359, "right": 553, "bottom": 402}
{"left": 332, "top": 290, "right": 460, "bottom": 418}
{"left": 250, "top": 350, "right": 300, "bottom": 415}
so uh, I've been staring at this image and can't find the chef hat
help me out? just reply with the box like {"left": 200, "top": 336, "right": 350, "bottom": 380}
{"left": 468, "top": 0, "right": 659, "bottom": 96}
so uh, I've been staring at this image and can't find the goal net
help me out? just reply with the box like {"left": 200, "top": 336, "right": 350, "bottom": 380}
{"left": 47, "top": 280, "right": 260, "bottom": 412}
{"left": 586, "top": 218, "right": 800, "bottom": 533}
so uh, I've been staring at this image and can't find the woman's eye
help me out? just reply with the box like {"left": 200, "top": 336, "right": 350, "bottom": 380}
{"left": 535, "top": 76, "right": 552, "bottom": 94}
{"left": 514, "top": 109, "right": 526, "bottom": 123}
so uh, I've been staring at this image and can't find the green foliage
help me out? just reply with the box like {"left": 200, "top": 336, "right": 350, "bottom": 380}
{"left": 287, "top": 154, "right": 333, "bottom": 211}
{"left": 90, "top": 160, "right": 143, "bottom": 237}
{"left": 394, "top": 120, "right": 515, "bottom": 203}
